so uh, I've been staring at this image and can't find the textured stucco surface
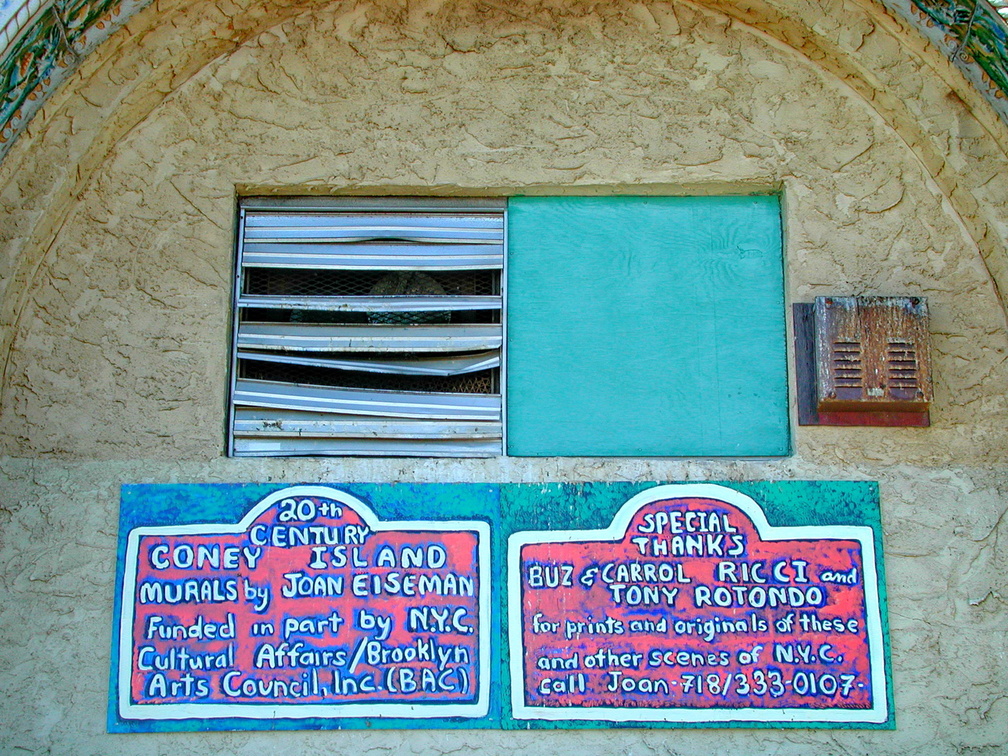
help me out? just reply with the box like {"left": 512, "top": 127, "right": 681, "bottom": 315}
{"left": 0, "top": 0, "right": 1007, "bottom": 753}
{"left": 2, "top": 457, "right": 1007, "bottom": 755}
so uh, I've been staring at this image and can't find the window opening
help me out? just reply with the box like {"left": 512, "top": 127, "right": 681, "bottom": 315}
{"left": 228, "top": 198, "right": 505, "bottom": 457}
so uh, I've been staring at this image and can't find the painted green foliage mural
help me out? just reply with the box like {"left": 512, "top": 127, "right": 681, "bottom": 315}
{"left": 2, "top": 0, "right": 115, "bottom": 121}
{"left": 0, "top": 0, "right": 138, "bottom": 149}
{"left": 911, "top": 0, "right": 1008, "bottom": 97}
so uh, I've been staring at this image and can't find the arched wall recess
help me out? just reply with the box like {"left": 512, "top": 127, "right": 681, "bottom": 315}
{"left": 2, "top": 0, "right": 1008, "bottom": 159}
{"left": 0, "top": 0, "right": 1007, "bottom": 439}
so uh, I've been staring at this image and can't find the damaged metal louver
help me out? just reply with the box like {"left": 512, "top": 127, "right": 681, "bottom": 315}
{"left": 228, "top": 197, "right": 504, "bottom": 456}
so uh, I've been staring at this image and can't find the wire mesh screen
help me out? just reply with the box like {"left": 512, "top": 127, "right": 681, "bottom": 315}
{"left": 244, "top": 268, "right": 499, "bottom": 298}
{"left": 241, "top": 359, "right": 498, "bottom": 395}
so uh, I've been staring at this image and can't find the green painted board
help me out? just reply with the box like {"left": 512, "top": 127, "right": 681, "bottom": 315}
{"left": 506, "top": 195, "right": 789, "bottom": 456}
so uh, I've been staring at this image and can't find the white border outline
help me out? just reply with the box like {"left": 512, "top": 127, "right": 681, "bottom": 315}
{"left": 507, "top": 483, "right": 889, "bottom": 724}
{"left": 116, "top": 485, "right": 491, "bottom": 721}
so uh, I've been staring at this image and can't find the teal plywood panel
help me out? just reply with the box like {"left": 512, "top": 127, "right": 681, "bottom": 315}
{"left": 506, "top": 196, "right": 789, "bottom": 457}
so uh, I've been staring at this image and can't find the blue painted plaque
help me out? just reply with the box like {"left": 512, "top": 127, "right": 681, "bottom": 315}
{"left": 110, "top": 482, "right": 892, "bottom": 732}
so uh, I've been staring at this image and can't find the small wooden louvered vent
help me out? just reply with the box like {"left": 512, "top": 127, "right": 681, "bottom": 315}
{"left": 831, "top": 340, "right": 863, "bottom": 391}
{"left": 814, "top": 296, "right": 931, "bottom": 414}
{"left": 887, "top": 340, "right": 920, "bottom": 397}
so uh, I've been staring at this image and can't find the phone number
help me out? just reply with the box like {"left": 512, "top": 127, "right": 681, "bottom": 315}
{"left": 681, "top": 670, "right": 861, "bottom": 698}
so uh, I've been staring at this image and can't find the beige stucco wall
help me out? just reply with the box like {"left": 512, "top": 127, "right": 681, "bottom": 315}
{"left": 1, "top": 0, "right": 1007, "bottom": 753}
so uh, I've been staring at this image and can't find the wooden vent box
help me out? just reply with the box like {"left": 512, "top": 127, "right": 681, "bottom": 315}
{"left": 794, "top": 296, "right": 931, "bottom": 426}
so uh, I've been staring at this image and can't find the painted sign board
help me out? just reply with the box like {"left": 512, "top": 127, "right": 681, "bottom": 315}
{"left": 110, "top": 482, "right": 892, "bottom": 732}
{"left": 508, "top": 484, "right": 887, "bottom": 723}
{"left": 113, "top": 485, "right": 490, "bottom": 726}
